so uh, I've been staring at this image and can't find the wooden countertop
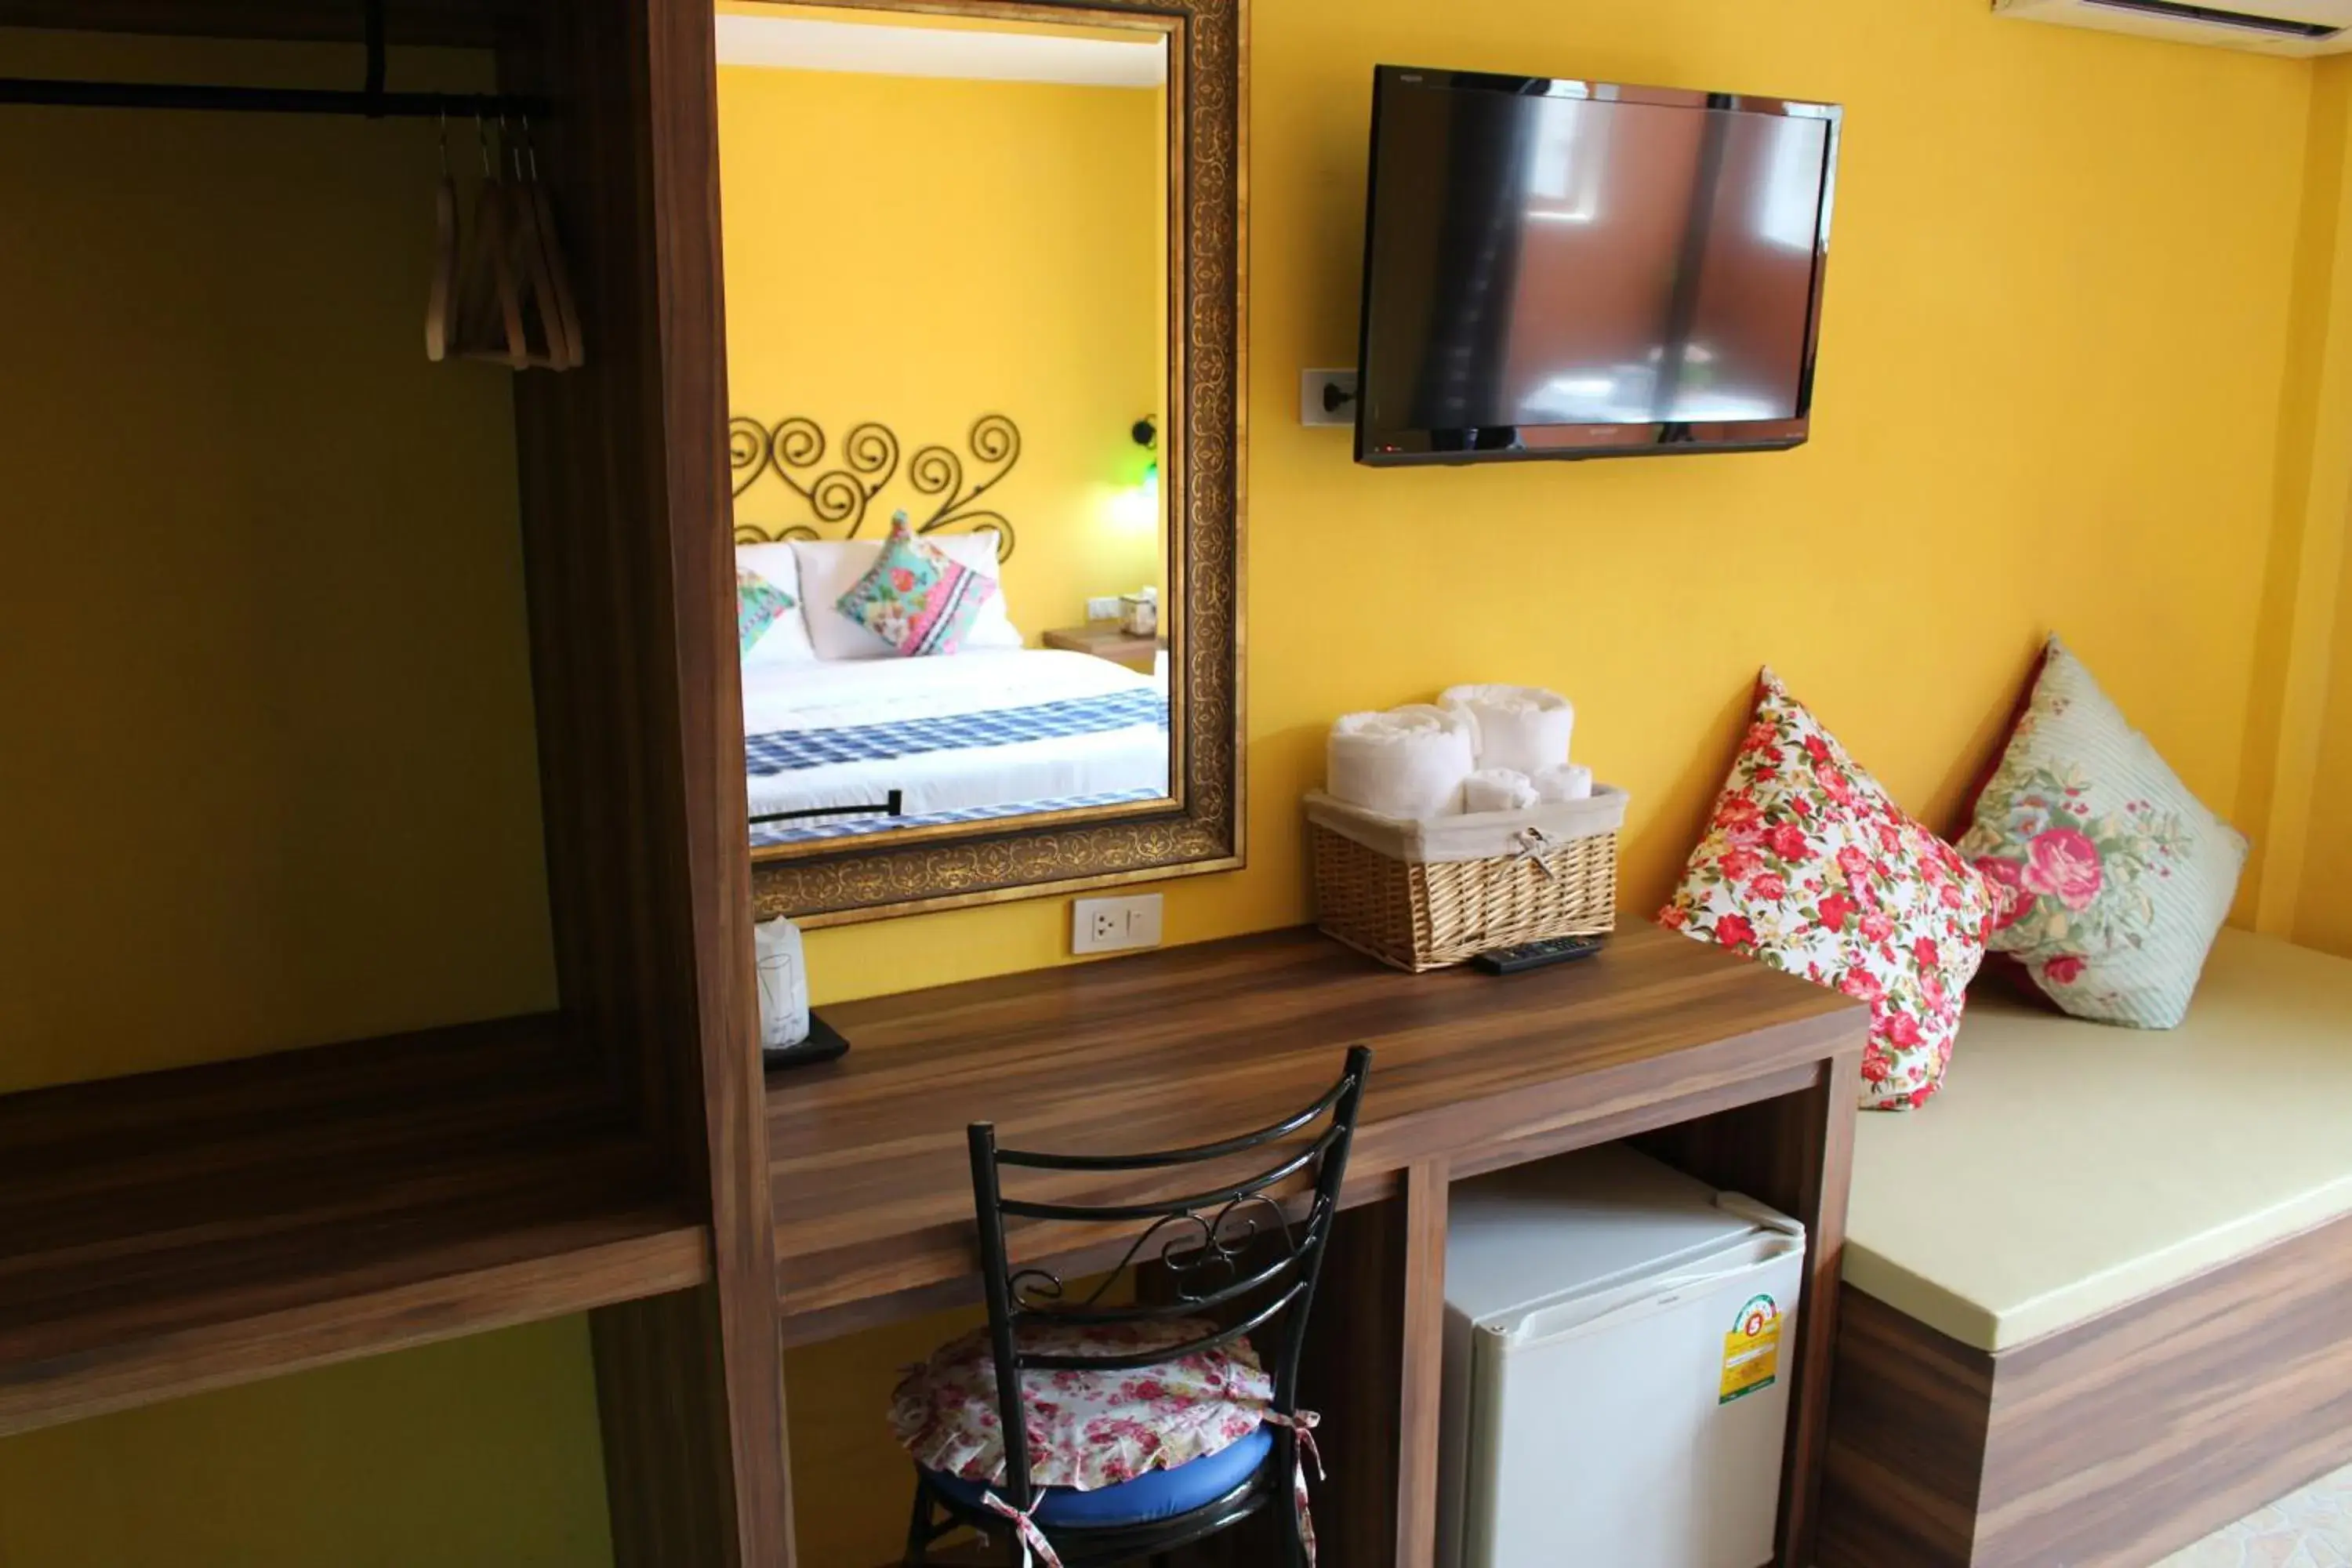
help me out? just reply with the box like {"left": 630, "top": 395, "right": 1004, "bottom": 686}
{"left": 768, "top": 922, "right": 1866, "bottom": 1333}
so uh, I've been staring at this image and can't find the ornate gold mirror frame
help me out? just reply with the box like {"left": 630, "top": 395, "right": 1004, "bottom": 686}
{"left": 734, "top": 0, "right": 1245, "bottom": 927}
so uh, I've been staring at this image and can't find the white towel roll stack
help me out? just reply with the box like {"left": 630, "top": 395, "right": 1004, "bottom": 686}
{"left": 1463, "top": 768, "right": 1541, "bottom": 814}
{"left": 1327, "top": 704, "right": 1477, "bottom": 819}
{"left": 1532, "top": 764, "right": 1595, "bottom": 804}
{"left": 1442, "top": 684, "right": 1576, "bottom": 776}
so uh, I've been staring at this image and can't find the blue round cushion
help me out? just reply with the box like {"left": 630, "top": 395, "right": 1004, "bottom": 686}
{"left": 925, "top": 1423, "right": 1273, "bottom": 1529}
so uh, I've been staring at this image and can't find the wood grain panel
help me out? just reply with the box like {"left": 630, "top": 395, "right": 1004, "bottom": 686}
{"left": 503, "top": 0, "right": 679, "bottom": 1189}
{"left": 0, "top": 1016, "right": 705, "bottom": 1437}
{"left": 1295, "top": 1190, "right": 1410, "bottom": 1568}
{"left": 1977, "top": 1207, "right": 2352, "bottom": 1567}
{"left": 1817, "top": 1287, "right": 1992, "bottom": 1568}
{"left": 1396, "top": 1160, "right": 1449, "bottom": 1568}
{"left": 1818, "top": 1206, "right": 2352, "bottom": 1568}
{"left": 640, "top": 0, "right": 798, "bottom": 1553}
{"left": 774, "top": 923, "right": 1865, "bottom": 1324}
{"left": 501, "top": 0, "right": 794, "bottom": 1557}
{"left": 1452, "top": 1062, "right": 1822, "bottom": 1186}
{"left": 593, "top": 1287, "right": 744, "bottom": 1568}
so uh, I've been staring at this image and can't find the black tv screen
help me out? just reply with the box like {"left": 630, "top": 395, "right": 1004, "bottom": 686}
{"left": 1354, "top": 68, "right": 1842, "bottom": 465}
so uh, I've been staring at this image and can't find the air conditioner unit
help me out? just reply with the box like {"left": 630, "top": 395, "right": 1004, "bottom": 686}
{"left": 1994, "top": 0, "right": 2352, "bottom": 53}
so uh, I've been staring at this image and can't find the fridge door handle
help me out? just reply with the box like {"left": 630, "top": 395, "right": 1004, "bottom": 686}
{"left": 1503, "top": 1235, "right": 1806, "bottom": 1349}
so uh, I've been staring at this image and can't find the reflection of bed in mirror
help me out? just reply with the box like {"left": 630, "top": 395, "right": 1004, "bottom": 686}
{"left": 715, "top": 4, "right": 1232, "bottom": 916}
{"left": 744, "top": 649, "right": 1169, "bottom": 847}
{"left": 731, "top": 422, "right": 1171, "bottom": 849}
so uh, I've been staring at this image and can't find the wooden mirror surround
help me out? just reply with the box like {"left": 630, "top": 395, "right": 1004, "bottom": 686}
{"left": 722, "top": 0, "right": 1247, "bottom": 927}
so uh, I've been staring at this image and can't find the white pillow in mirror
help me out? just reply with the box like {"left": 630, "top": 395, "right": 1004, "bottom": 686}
{"left": 736, "top": 541, "right": 818, "bottom": 665}
{"left": 792, "top": 535, "right": 1024, "bottom": 660}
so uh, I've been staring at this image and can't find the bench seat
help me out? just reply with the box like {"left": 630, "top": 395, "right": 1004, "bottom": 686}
{"left": 1818, "top": 927, "right": 2352, "bottom": 1568}
{"left": 1846, "top": 927, "right": 2352, "bottom": 1352}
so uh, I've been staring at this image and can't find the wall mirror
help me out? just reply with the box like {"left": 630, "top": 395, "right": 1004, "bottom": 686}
{"left": 717, "top": 0, "right": 1242, "bottom": 927}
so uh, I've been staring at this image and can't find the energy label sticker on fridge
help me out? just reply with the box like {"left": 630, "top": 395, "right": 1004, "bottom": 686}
{"left": 1719, "top": 1293, "right": 1782, "bottom": 1405}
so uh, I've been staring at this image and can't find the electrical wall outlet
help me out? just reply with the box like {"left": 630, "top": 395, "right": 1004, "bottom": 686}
{"left": 1072, "top": 894, "right": 1164, "bottom": 955}
{"left": 1301, "top": 368, "right": 1359, "bottom": 428}
{"left": 1085, "top": 595, "right": 1123, "bottom": 622}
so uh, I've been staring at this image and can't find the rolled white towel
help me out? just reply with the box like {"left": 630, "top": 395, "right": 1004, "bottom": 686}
{"left": 1462, "top": 768, "right": 1541, "bottom": 814}
{"left": 1327, "top": 705, "right": 1475, "bottom": 819}
{"left": 1442, "top": 684, "right": 1575, "bottom": 775}
{"left": 1532, "top": 764, "right": 1595, "bottom": 804}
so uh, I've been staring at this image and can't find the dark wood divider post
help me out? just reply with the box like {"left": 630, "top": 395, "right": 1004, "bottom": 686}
{"left": 503, "top": 0, "right": 793, "bottom": 1558}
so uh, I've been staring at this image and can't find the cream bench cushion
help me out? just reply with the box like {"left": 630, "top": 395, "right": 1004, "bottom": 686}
{"left": 1843, "top": 928, "right": 2352, "bottom": 1352}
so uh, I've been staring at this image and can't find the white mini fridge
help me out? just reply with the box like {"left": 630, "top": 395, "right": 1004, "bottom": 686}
{"left": 1436, "top": 1144, "right": 1808, "bottom": 1568}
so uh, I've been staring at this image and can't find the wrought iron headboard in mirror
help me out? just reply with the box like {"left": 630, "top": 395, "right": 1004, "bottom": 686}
{"left": 733, "top": 0, "right": 1244, "bottom": 928}
{"left": 729, "top": 413, "right": 1021, "bottom": 562}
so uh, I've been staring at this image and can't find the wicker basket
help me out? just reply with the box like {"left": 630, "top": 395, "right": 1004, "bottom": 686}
{"left": 1307, "top": 788, "right": 1625, "bottom": 972}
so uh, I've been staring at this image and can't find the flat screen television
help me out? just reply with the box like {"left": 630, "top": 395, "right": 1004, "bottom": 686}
{"left": 1354, "top": 67, "right": 1842, "bottom": 466}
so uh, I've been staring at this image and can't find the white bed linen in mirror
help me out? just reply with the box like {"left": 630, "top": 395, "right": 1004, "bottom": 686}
{"left": 743, "top": 648, "right": 1167, "bottom": 826}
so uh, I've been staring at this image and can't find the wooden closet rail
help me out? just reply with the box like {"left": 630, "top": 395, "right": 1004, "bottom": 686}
{"left": 0, "top": 0, "right": 540, "bottom": 118}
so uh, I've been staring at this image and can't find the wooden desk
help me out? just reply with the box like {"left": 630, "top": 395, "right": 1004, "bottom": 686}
{"left": 768, "top": 923, "right": 1866, "bottom": 1567}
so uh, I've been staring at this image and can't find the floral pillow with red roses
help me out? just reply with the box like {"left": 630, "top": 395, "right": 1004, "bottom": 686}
{"left": 1956, "top": 637, "right": 2246, "bottom": 1029}
{"left": 1661, "top": 670, "right": 1996, "bottom": 1111}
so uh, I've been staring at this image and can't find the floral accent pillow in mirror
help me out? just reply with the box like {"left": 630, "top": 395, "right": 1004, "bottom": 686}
{"left": 835, "top": 510, "right": 999, "bottom": 657}
{"left": 737, "top": 566, "right": 797, "bottom": 656}
{"left": 1661, "top": 670, "right": 1996, "bottom": 1111}
{"left": 1958, "top": 637, "right": 2247, "bottom": 1029}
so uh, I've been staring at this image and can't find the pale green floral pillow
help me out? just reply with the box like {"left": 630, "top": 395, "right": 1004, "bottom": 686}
{"left": 1958, "top": 637, "right": 2247, "bottom": 1028}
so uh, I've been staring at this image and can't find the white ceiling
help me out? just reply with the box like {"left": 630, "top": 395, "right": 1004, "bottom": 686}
{"left": 714, "top": 13, "right": 1167, "bottom": 87}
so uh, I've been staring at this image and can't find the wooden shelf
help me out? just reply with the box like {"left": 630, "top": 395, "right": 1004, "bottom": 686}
{"left": 0, "top": 1014, "right": 707, "bottom": 1437}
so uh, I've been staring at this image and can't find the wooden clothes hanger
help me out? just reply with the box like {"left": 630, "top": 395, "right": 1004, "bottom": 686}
{"left": 456, "top": 117, "right": 528, "bottom": 366}
{"left": 498, "top": 117, "right": 583, "bottom": 371}
{"left": 438, "top": 114, "right": 583, "bottom": 371}
{"left": 515, "top": 118, "right": 583, "bottom": 368}
{"left": 424, "top": 111, "right": 458, "bottom": 361}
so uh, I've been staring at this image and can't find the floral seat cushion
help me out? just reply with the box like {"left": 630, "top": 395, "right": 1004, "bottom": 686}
{"left": 891, "top": 1317, "right": 1318, "bottom": 1564}
{"left": 923, "top": 1425, "right": 1276, "bottom": 1529}
{"left": 1661, "top": 670, "right": 1997, "bottom": 1111}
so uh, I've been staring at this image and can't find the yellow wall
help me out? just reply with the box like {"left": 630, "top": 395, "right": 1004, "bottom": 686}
{"left": 803, "top": 0, "right": 2308, "bottom": 991}
{"left": 2270, "top": 56, "right": 2352, "bottom": 958}
{"left": 0, "top": 31, "right": 557, "bottom": 1095}
{"left": 786, "top": 3, "right": 2322, "bottom": 1559}
{"left": 2295, "top": 539, "right": 2352, "bottom": 956}
{"left": 717, "top": 63, "right": 1166, "bottom": 632}
{"left": 0, "top": 30, "right": 583, "bottom": 1568}
{"left": 2244, "top": 55, "right": 2352, "bottom": 934}
{"left": 0, "top": 1320, "right": 612, "bottom": 1568}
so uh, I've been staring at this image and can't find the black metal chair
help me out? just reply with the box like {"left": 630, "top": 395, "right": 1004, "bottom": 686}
{"left": 898, "top": 1045, "right": 1373, "bottom": 1568}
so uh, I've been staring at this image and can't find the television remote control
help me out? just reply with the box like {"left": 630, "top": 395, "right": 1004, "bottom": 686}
{"left": 1471, "top": 936, "right": 1606, "bottom": 975}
